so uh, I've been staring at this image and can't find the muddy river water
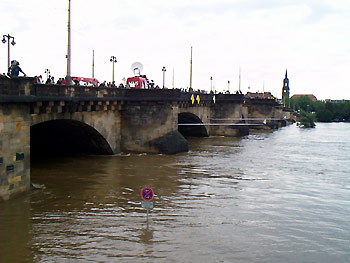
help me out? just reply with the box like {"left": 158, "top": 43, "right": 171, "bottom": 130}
{"left": 1, "top": 123, "right": 350, "bottom": 262}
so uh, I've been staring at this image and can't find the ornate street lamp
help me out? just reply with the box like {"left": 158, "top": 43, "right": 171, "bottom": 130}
{"left": 110, "top": 56, "right": 117, "bottom": 83}
{"left": 2, "top": 34, "right": 16, "bottom": 70}
{"left": 45, "top": 69, "right": 50, "bottom": 80}
{"left": 162, "top": 66, "right": 166, "bottom": 89}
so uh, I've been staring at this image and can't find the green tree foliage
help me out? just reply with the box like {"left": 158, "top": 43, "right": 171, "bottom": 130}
{"left": 299, "top": 110, "right": 316, "bottom": 128}
{"left": 313, "top": 101, "right": 325, "bottom": 113}
{"left": 290, "top": 96, "right": 350, "bottom": 122}
{"left": 290, "top": 96, "right": 314, "bottom": 112}
{"left": 316, "top": 109, "right": 333, "bottom": 122}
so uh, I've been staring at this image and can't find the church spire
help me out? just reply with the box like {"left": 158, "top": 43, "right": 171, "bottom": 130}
{"left": 282, "top": 69, "right": 290, "bottom": 107}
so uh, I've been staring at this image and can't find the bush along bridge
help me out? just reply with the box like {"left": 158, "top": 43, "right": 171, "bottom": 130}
{"left": 0, "top": 76, "right": 296, "bottom": 201}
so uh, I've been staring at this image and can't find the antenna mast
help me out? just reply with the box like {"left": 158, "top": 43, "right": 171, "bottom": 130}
{"left": 189, "top": 46, "right": 193, "bottom": 90}
{"left": 238, "top": 67, "right": 241, "bottom": 93}
{"left": 263, "top": 81, "right": 265, "bottom": 94}
{"left": 92, "top": 50, "right": 95, "bottom": 78}
{"left": 66, "top": 0, "right": 71, "bottom": 77}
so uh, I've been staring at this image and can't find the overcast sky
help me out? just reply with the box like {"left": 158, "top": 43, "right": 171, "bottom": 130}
{"left": 1, "top": 0, "right": 349, "bottom": 99}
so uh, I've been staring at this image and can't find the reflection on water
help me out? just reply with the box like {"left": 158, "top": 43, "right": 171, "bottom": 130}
{"left": 1, "top": 123, "right": 350, "bottom": 262}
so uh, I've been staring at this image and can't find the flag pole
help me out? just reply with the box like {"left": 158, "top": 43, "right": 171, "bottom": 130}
{"left": 189, "top": 46, "right": 193, "bottom": 90}
{"left": 92, "top": 50, "right": 95, "bottom": 78}
{"left": 66, "top": 0, "right": 72, "bottom": 84}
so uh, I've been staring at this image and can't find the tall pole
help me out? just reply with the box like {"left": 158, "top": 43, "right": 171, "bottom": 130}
{"left": 263, "top": 81, "right": 265, "bottom": 94}
{"left": 7, "top": 38, "right": 10, "bottom": 69}
{"left": 112, "top": 60, "right": 114, "bottom": 82}
{"left": 172, "top": 68, "right": 174, "bottom": 89}
{"left": 66, "top": 0, "right": 71, "bottom": 77}
{"left": 189, "top": 46, "right": 193, "bottom": 90}
{"left": 92, "top": 50, "right": 94, "bottom": 78}
{"left": 110, "top": 56, "right": 117, "bottom": 83}
{"left": 210, "top": 76, "right": 213, "bottom": 93}
{"left": 162, "top": 66, "right": 166, "bottom": 89}
{"left": 239, "top": 67, "right": 241, "bottom": 93}
{"left": 2, "top": 34, "right": 16, "bottom": 71}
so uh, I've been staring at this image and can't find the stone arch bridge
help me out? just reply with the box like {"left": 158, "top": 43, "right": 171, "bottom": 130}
{"left": 0, "top": 77, "right": 293, "bottom": 200}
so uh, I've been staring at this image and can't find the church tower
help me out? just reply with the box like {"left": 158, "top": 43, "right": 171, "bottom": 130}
{"left": 282, "top": 69, "right": 290, "bottom": 107}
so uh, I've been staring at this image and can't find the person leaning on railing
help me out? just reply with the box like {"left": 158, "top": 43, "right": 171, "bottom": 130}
{"left": 8, "top": 60, "right": 26, "bottom": 77}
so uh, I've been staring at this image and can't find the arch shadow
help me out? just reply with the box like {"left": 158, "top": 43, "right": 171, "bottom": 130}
{"left": 178, "top": 112, "right": 209, "bottom": 137}
{"left": 31, "top": 119, "right": 113, "bottom": 160}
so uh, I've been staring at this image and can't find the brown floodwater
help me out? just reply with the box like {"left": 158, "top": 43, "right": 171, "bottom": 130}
{"left": 1, "top": 123, "right": 350, "bottom": 262}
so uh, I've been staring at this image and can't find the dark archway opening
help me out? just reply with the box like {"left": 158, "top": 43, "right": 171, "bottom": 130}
{"left": 178, "top": 112, "right": 209, "bottom": 137}
{"left": 30, "top": 120, "right": 113, "bottom": 161}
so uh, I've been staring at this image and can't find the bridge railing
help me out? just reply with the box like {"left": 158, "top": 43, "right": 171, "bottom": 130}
{"left": 31, "top": 84, "right": 191, "bottom": 100}
{"left": 0, "top": 75, "right": 31, "bottom": 96}
{"left": 1, "top": 76, "right": 272, "bottom": 104}
{"left": 245, "top": 97, "right": 280, "bottom": 106}
{"left": 30, "top": 83, "right": 219, "bottom": 102}
{"left": 214, "top": 93, "right": 244, "bottom": 102}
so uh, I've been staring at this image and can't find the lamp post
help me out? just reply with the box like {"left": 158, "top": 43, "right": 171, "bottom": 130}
{"left": 92, "top": 50, "right": 95, "bottom": 78}
{"left": 2, "top": 34, "right": 16, "bottom": 71}
{"left": 110, "top": 56, "right": 117, "bottom": 83}
{"left": 210, "top": 76, "right": 213, "bottom": 93}
{"left": 162, "top": 66, "right": 166, "bottom": 89}
{"left": 189, "top": 46, "right": 192, "bottom": 90}
{"left": 228, "top": 80, "right": 230, "bottom": 93}
{"left": 66, "top": 0, "right": 72, "bottom": 84}
{"left": 44, "top": 69, "right": 50, "bottom": 81}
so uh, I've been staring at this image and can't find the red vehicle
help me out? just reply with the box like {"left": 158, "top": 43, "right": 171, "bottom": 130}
{"left": 72, "top": 76, "right": 99, "bottom": 87}
{"left": 126, "top": 75, "right": 148, "bottom": 89}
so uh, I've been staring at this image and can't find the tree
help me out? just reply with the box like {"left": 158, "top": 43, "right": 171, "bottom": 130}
{"left": 313, "top": 101, "right": 325, "bottom": 113}
{"left": 291, "top": 96, "right": 314, "bottom": 112}
{"left": 316, "top": 109, "right": 333, "bottom": 122}
{"left": 299, "top": 110, "right": 316, "bottom": 128}
{"left": 290, "top": 97, "right": 350, "bottom": 123}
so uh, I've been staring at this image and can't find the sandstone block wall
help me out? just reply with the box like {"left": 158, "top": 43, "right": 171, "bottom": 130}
{"left": 121, "top": 102, "right": 182, "bottom": 153}
{"left": 0, "top": 104, "right": 30, "bottom": 201}
{"left": 210, "top": 102, "right": 249, "bottom": 137}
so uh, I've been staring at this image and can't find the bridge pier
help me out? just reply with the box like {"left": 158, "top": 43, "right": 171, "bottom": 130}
{"left": 245, "top": 99, "right": 285, "bottom": 130}
{"left": 211, "top": 95, "right": 249, "bottom": 137}
{"left": 121, "top": 102, "right": 188, "bottom": 154}
{"left": 0, "top": 103, "right": 31, "bottom": 201}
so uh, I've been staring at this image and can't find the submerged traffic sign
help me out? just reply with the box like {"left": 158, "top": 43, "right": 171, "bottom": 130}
{"left": 141, "top": 187, "right": 154, "bottom": 201}
{"left": 141, "top": 187, "right": 154, "bottom": 226}
{"left": 141, "top": 200, "right": 154, "bottom": 210}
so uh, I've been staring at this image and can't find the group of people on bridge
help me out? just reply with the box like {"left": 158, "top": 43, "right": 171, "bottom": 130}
{"left": 2, "top": 60, "right": 239, "bottom": 96}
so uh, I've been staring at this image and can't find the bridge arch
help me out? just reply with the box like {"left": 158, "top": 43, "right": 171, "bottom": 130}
{"left": 178, "top": 112, "right": 209, "bottom": 137}
{"left": 30, "top": 119, "right": 114, "bottom": 159}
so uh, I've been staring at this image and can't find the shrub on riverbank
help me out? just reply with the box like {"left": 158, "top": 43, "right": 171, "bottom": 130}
{"left": 298, "top": 110, "right": 316, "bottom": 128}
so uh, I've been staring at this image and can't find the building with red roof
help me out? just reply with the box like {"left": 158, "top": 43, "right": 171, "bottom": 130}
{"left": 291, "top": 94, "right": 317, "bottom": 101}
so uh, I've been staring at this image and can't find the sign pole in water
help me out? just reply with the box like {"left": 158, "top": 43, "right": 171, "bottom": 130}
{"left": 141, "top": 187, "right": 154, "bottom": 226}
